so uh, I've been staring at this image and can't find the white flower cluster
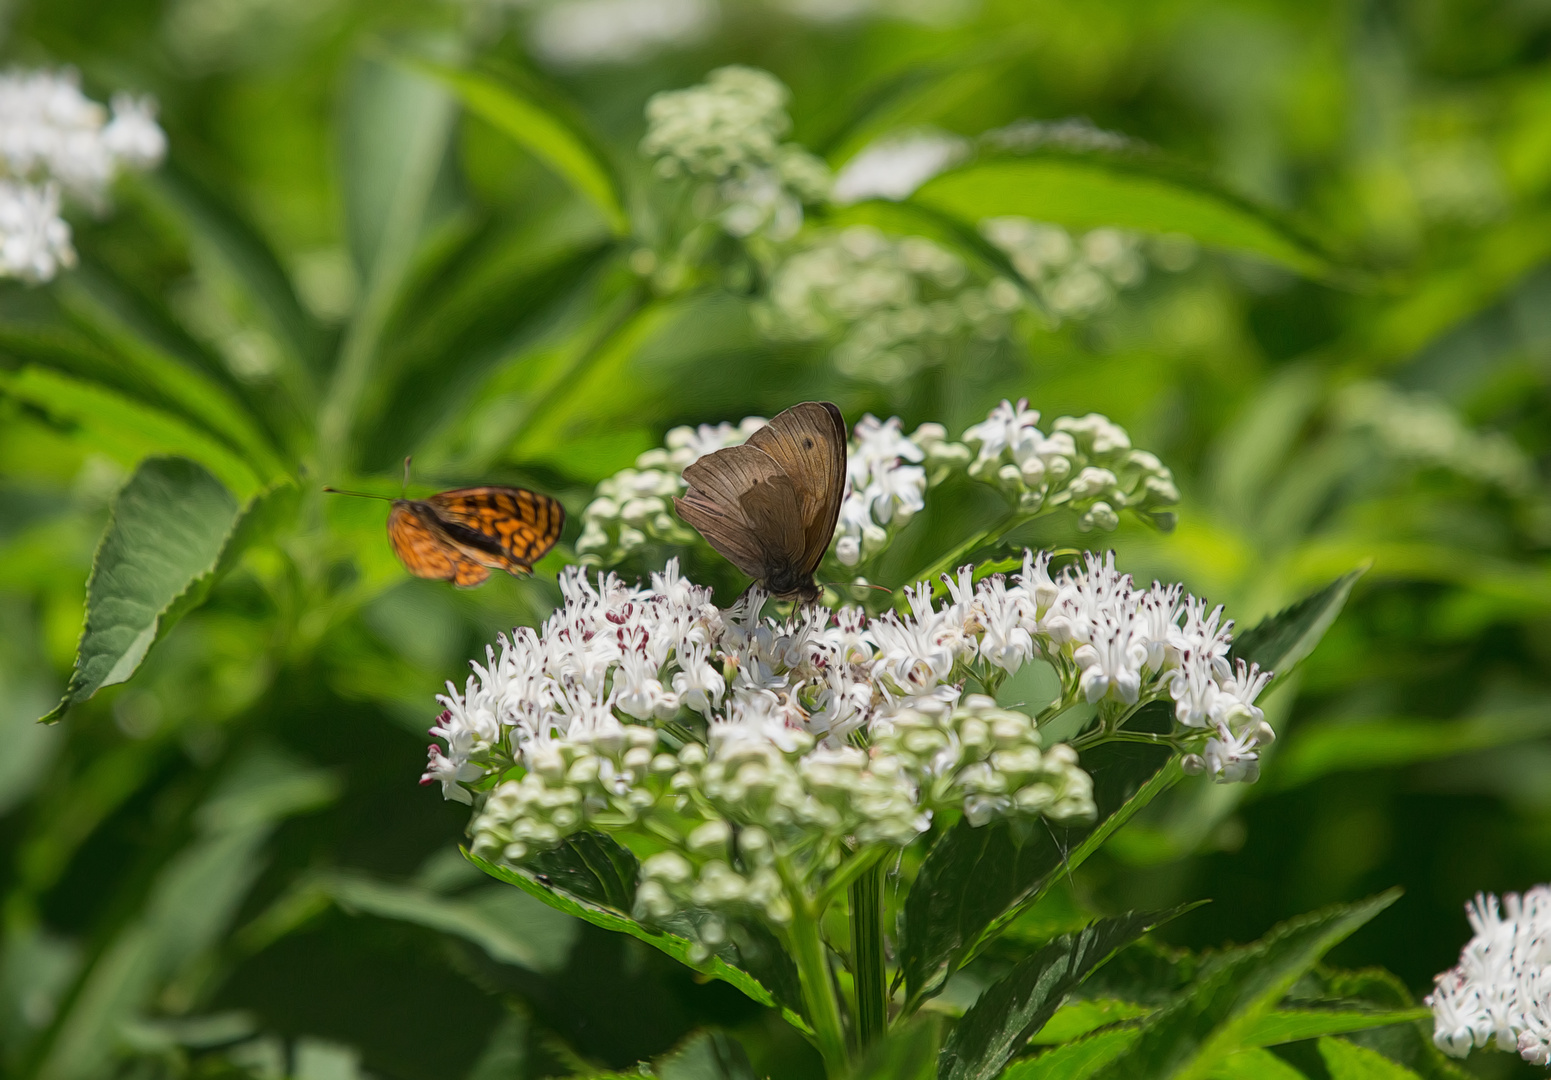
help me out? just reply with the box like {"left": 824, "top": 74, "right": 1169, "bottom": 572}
{"left": 831, "top": 131, "right": 970, "bottom": 204}
{"left": 522, "top": 0, "right": 718, "bottom": 67}
{"left": 755, "top": 225, "right": 1026, "bottom": 383}
{"left": 962, "top": 399, "right": 1179, "bottom": 530}
{"left": 577, "top": 400, "right": 1178, "bottom": 571}
{"left": 432, "top": 547, "right": 1272, "bottom": 935}
{"left": 1428, "top": 887, "right": 1551, "bottom": 1066}
{"left": 980, "top": 217, "right": 1162, "bottom": 320}
{"left": 1334, "top": 381, "right": 1534, "bottom": 496}
{"left": 640, "top": 66, "right": 830, "bottom": 241}
{"left": 0, "top": 70, "right": 165, "bottom": 283}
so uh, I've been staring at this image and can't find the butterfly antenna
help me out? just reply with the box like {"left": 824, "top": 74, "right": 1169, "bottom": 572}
{"left": 824, "top": 581, "right": 893, "bottom": 596}
{"left": 402, "top": 456, "right": 412, "bottom": 498}
{"left": 321, "top": 486, "right": 395, "bottom": 501}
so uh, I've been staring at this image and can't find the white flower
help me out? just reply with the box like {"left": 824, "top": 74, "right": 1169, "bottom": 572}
{"left": 831, "top": 130, "right": 969, "bottom": 203}
{"left": 527, "top": 0, "right": 717, "bottom": 67}
{"left": 0, "top": 70, "right": 164, "bottom": 203}
{"left": 1429, "top": 886, "right": 1551, "bottom": 1066}
{"left": 0, "top": 181, "right": 73, "bottom": 282}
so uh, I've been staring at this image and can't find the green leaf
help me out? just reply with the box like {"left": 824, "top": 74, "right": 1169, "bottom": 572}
{"left": 41, "top": 458, "right": 276, "bottom": 722}
{"left": 1317, "top": 1038, "right": 1424, "bottom": 1080}
{"left": 655, "top": 1031, "right": 757, "bottom": 1080}
{"left": 902, "top": 738, "right": 1179, "bottom": 1009}
{"left": 1207, "top": 1048, "right": 1307, "bottom": 1079}
{"left": 1273, "top": 705, "right": 1551, "bottom": 789}
{"left": 464, "top": 844, "right": 812, "bottom": 1035}
{"left": 409, "top": 60, "right": 629, "bottom": 236}
{"left": 939, "top": 907, "right": 1190, "bottom": 1080}
{"left": 1245, "top": 1009, "right": 1432, "bottom": 1047}
{"left": 1229, "top": 567, "right": 1366, "bottom": 683}
{"left": 1088, "top": 891, "right": 1400, "bottom": 1080}
{"left": 319, "top": 871, "right": 577, "bottom": 973}
{"left": 145, "top": 163, "right": 326, "bottom": 372}
{"left": 0, "top": 366, "right": 265, "bottom": 498}
{"left": 1001, "top": 1028, "right": 1140, "bottom": 1080}
{"left": 1028, "top": 1000, "right": 1155, "bottom": 1045}
{"left": 908, "top": 149, "right": 1339, "bottom": 280}
{"left": 853, "top": 1017, "right": 941, "bottom": 1080}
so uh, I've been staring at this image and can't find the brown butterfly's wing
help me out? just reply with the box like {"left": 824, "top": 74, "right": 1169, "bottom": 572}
{"left": 388, "top": 502, "right": 492, "bottom": 587}
{"left": 744, "top": 402, "right": 847, "bottom": 574}
{"left": 677, "top": 444, "right": 796, "bottom": 581}
{"left": 426, "top": 486, "right": 565, "bottom": 574}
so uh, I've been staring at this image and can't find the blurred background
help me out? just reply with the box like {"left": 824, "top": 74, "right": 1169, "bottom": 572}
{"left": 1, "top": 0, "right": 1549, "bottom": 1076}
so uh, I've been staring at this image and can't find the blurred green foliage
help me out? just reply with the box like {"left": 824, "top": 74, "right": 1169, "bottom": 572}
{"left": 0, "top": 0, "right": 1549, "bottom": 1076}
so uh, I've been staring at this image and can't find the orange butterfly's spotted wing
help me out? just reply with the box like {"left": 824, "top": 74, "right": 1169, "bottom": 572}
{"left": 427, "top": 486, "right": 565, "bottom": 574}
{"left": 387, "top": 502, "right": 492, "bottom": 587}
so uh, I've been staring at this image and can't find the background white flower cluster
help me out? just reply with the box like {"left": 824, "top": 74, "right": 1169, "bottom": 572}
{"left": 432, "top": 544, "right": 1272, "bottom": 941}
{"left": 640, "top": 65, "right": 830, "bottom": 242}
{"left": 754, "top": 225, "right": 1026, "bottom": 383}
{"left": 576, "top": 398, "right": 1180, "bottom": 570}
{"left": 0, "top": 70, "right": 165, "bottom": 282}
{"left": 1428, "top": 886, "right": 1551, "bottom": 1066}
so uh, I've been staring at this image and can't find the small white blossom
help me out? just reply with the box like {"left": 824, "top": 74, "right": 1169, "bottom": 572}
{"left": 831, "top": 130, "right": 970, "bottom": 203}
{"left": 526, "top": 0, "right": 717, "bottom": 67}
{"left": 1428, "top": 886, "right": 1551, "bottom": 1067}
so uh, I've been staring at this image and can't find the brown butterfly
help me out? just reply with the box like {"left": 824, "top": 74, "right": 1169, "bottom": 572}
{"left": 326, "top": 469, "right": 564, "bottom": 588}
{"left": 674, "top": 401, "right": 847, "bottom": 603}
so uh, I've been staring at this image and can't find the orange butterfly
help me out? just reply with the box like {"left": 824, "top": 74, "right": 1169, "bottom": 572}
{"left": 326, "top": 468, "right": 564, "bottom": 587}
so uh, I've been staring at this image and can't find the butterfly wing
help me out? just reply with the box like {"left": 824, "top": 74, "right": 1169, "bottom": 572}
{"left": 744, "top": 401, "right": 847, "bottom": 574}
{"left": 387, "top": 502, "right": 492, "bottom": 587}
{"left": 426, "top": 486, "right": 565, "bottom": 574}
{"left": 677, "top": 443, "right": 798, "bottom": 580}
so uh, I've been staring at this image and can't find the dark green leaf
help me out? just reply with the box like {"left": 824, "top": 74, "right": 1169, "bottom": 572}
{"left": 407, "top": 61, "right": 629, "bottom": 236}
{"left": 938, "top": 906, "right": 1190, "bottom": 1080}
{"left": 1229, "top": 568, "right": 1366, "bottom": 683}
{"left": 852, "top": 1017, "right": 940, "bottom": 1080}
{"left": 321, "top": 871, "right": 577, "bottom": 973}
{"left": 43, "top": 458, "right": 240, "bottom": 722}
{"left": 1245, "top": 1009, "right": 1431, "bottom": 1047}
{"left": 902, "top": 738, "right": 1178, "bottom": 1009}
{"left": 1089, "top": 891, "right": 1399, "bottom": 1080}
{"left": 656, "top": 1031, "right": 757, "bottom": 1080}
{"left": 464, "top": 845, "right": 812, "bottom": 1034}
{"left": 909, "top": 148, "right": 1338, "bottom": 280}
{"left": 522, "top": 830, "right": 640, "bottom": 912}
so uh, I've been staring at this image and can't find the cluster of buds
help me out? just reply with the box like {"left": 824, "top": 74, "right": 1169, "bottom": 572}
{"left": 962, "top": 399, "right": 1179, "bottom": 529}
{"left": 872, "top": 695, "right": 1094, "bottom": 826}
{"left": 979, "top": 217, "right": 1180, "bottom": 320}
{"left": 754, "top": 225, "right": 1026, "bottom": 383}
{"left": 640, "top": 65, "right": 830, "bottom": 242}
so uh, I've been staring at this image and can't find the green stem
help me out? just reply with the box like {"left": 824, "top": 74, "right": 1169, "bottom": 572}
{"left": 909, "top": 509, "right": 1024, "bottom": 598}
{"left": 789, "top": 906, "right": 849, "bottom": 1078}
{"left": 850, "top": 862, "right": 887, "bottom": 1052}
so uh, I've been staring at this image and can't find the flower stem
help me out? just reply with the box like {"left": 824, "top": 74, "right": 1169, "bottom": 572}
{"left": 850, "top": 861, "right": 887, "bottom": 1052}
{"left": 789, "top": 905, "right": 849, "bottom": 1078}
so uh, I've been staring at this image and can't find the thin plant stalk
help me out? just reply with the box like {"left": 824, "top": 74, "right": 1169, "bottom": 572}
{"left": 850, "top": 862, "right": 887, "bottom": 1051}
{"left": 788, "top": 906, "right": 849, "bottom": 1078}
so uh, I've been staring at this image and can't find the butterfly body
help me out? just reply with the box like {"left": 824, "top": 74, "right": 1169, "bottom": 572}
{"left": 386, "top": 486, "right": 564, "bottom": 588}
{"left": 675, "top": 401, "right": 846, "bottom": 603}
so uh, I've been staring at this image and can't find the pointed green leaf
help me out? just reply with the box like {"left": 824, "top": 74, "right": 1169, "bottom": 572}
{"left": 1230, "top": 567, "right": 1366, "bottom": 683}
{"left": 1089, "top": 892, "right": 1400, "bottom": 1080}
{"left": 1246, "top": 1009, "right": 1431, "bottom": 1047}
{"left": 1317, "top": 1038, "right": 1424, "bottom": 1080}
{"left": 902, "top": 738, "right": 1179, "bottom": 1009}
{"left": 464, "top": 844, "right": 812, "bottom": 1035}
{"left": 939, "top": 907, "right": 1190, "bottom": 1080}
{"left": 320, "top": 871, "right": 577, "bottom": 973}
{"left": 1208, "top": 1049, "right": 1307, "bottom": 1079}
{"left": 0, "top": 366, "right": 264, "bottom": 498}
{"left": 409, "top": 61, "right": 628, "bottom": 235}
{"left": 656, "top": 1031, "right": 757, "bottom": 1080}
{"left": 42, "top": 460, "right": 288, "bottom": 722}
{"left": 909, "top": 148, "right": 1338, "bottom": 280}
{"left": 1001, "top": 1028, "right": 1140, "bottom": 1080}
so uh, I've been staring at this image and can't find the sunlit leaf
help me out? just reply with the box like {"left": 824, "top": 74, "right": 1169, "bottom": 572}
{"left": 1000, "top": 1028, "right": 1140, "bottom": 1080}
{"left": 408, "top": 60, "right": 629, "bottom": 236}
{"left": 1230, "top": 567, "right": 1366, "bottom": 684}
{"left": 909, "top": 149, "right": 1338, "bottom": 280}
{"left": 1317, "top": 1037, "right": 1424, "bottom": 1080}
